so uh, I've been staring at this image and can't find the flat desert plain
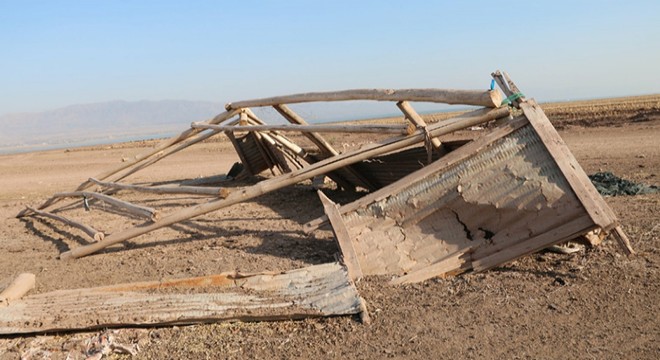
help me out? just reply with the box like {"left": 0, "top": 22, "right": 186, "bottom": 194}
{"left": 0, "top": 95, "right": 659, "bottom": 359}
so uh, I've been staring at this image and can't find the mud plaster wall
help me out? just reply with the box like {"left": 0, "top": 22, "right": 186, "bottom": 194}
{"left": 341, "top": 124, "right": 587, "bottom": 276}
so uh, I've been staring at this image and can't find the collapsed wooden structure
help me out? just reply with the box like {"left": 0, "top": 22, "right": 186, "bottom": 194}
{"left": 9, "top": 71, "right": 634, "bottom": 333}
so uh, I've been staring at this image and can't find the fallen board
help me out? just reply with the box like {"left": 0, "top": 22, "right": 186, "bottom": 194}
{"left": 0, "top": 262, "right": 363, "bottom": 335}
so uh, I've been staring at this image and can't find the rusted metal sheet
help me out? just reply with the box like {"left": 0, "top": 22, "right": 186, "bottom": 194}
{"left": 325, "top": 116, "right": 612, "bottom": 283}
{"left": 0, "top": 262, "right": 363, "bottom": 335}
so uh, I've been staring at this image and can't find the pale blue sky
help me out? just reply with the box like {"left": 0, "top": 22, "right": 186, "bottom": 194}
{"left": 1, "top": 0, "right": 658, "bottom": 115}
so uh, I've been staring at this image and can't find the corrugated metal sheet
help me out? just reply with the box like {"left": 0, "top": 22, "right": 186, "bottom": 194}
{"left": 0, "top": 263, "right": 362, "bottom": 335}
{"left": 340, "top": 123, "right": 590, "bottom": 277}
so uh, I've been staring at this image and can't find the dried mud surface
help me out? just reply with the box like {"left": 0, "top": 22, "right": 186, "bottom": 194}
{"left": 0, "top": 95, "right": 659, "bottom": 359}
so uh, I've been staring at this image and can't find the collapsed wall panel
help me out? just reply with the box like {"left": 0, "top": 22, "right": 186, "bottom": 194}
{"left": 0, "top": 262, "right": 363, "bottom": 335}
{"left": 323, "top": 113, "right": 619, "bottom": 284}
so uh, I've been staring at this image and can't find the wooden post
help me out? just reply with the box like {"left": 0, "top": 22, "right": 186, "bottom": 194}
{"left": 397, "top": 101, "right": 442, "bottom": 148}
{"left": 226, "top": 89, "right": 503, "bottom": 110}
{"left": 59, "top": 106, "right": 509, "bottom": 260}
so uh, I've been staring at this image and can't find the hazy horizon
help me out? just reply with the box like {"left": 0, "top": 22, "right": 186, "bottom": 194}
{"left": 1, "top": 1, "right": 658, "bottom": 116}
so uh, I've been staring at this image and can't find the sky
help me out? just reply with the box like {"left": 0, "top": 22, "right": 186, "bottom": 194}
{"left": 1, "top": 0, "right": 659, "bottom": 115}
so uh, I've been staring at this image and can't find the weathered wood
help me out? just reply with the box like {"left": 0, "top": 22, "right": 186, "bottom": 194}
{"left": 520, "top": 100, "right": 619, "bottom": 231}
{"left": 0, "top": 273, "right": 36, "bottom": 307}
{"left": 0, "top": 263, "right": 363, "bottom": 334}
{"left": 59, "top": 107, "right": 509, "bottom": 260}
{"left": 192, "top": 122, "right": 408, "bottom": 134}
{"left": 471, "top": 215, "right": 595, "bottom": 272}
{"left": 304, "top": 115, "right": 526, "bottom": 233}
{"left": 272, "top": 104, "right": 359, "bottom": 191}
{"left": 41, "top": 192, "right": 159, "bottom": 222}
{"left": 226, "top": 89, "right": 503, "bottom": 109}
{"left": 390, "top": 252, "right": 468, "bottom": 285}
{"left": 246, "top": 110, "right": 373, "bottom": 190}
{"left": 612, "top": 225, "right": 635, "bottom": 255}
{"left": 273, "top": 104, "right": 339, "bottom": 156}
{"left": 89, "top": 178, "right": 227, "bottom": 197}
{"left": 26, "top": 206, "right": 104, "bottom": 241}
{"left": 318, "top": 191, "right": 363, "bottom": 280}
{"left": 397, "top": 101, "right": 442, "bottom": 148}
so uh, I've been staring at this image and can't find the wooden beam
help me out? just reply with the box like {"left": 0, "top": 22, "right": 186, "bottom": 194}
{"left": 88, "top": 178, "right": 228, "bottom": 197}
{"left": 520, "top": 100, "right": 619, "bottom": 231}
{"left": 192, "top": 122, "right": 408, "bottom": 134}
{"left": 272, "top": 104, "right": 358, "bottom": 191}
{"left": 226, "top": 89, "right": 503, "bottom": 109}
{"left": 59, "top": 107, "right": 509, "bottom": 260}
{"left": 26, "top": 206, "right": 104, "bottom": 241}
{"left": 390, "top": 252, "right": 469, "bottom": 285}
{"left": 397, "top": 101, "right": 442, "bottom": 148}
{"left": 612, "top": 225, "right": 635, "bottom": 255}
{"left": 318, "top": 191, "right": 363, "bottom": 280}
{"left": 273, "top": 104, "right": 339, "bottom": 156}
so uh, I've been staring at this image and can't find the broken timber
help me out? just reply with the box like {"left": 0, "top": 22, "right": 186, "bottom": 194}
{"left": 0, "top": 263, "right": 364, "bottom": 334}
{"left": 305, "top": 73, "right": 632, "bottom": 284}
{"left": 17, "top": 71, "right": 632, "bottom": 286}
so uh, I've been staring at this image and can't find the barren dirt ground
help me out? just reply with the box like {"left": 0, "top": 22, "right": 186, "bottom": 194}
{"left": 0, "top": 96, "right": 659, "bottom": 359}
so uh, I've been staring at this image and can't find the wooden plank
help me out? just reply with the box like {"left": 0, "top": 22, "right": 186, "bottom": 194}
{"left": 59, "top": 107, "right": 509, "bottom": 260}
{"left": 226, "top": 89, "right": 503, "bottom": 109}
{"left": 26, "top": 206, "right": 104, "bottom": 241}
{"left": 225, "top": 130, "right": 254, "bottom": 175}
{"left": 318, "top": 191, "right": 363, "bottom": 280}
{"left": 612, "top": 225, "right": 635, "bottom": 255}
{"left": 397, "top": 101, "right": 442, "bottom": 148}
{"left": 0, "top": 263, "right": 362, "bottom": 334}
{"left": 390, "top": 252, "right": 469, "bottom": 285}
{"left": 192, "top": 122, "right": 408, "bottom": 134}
{"left": 520, "top": 100, "right": 619, "bottom": 231}
{"left": 89, "top": 178, "right": 227, "bottom": 197}
{"left": 471, "top": 215, "right": 594, "bottom": 272}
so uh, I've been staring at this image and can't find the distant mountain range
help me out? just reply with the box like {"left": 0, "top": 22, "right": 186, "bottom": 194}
{"left": 0, "top": 100, "right": 226, "bottom": 153}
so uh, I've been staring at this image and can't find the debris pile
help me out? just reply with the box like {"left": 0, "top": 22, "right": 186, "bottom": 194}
{"left": 3, "top": 70, "right": 634, "bottom": 334}
{"left": 589, "top": 171, "right": 658, "bottom": 196}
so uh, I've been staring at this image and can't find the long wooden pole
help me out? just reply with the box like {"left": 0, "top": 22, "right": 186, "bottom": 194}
{"left": 26, "top": 206, "right": 104, "bottom": 242}
{"left": 226, "top": 89, "right": 503, "bottom": 110}
{"left": 89, "top": 178, "right": 227, "bottom": 197}
{"left": 59, "top": 107, "right": 509, "bottom": 260}
{"left": 191, "top": 122, "right": 408, "bottom": 134}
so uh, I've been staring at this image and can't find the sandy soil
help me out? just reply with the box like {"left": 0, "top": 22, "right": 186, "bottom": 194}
{"left": 0, "top": 96, "right": 659, "bottom": 359}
